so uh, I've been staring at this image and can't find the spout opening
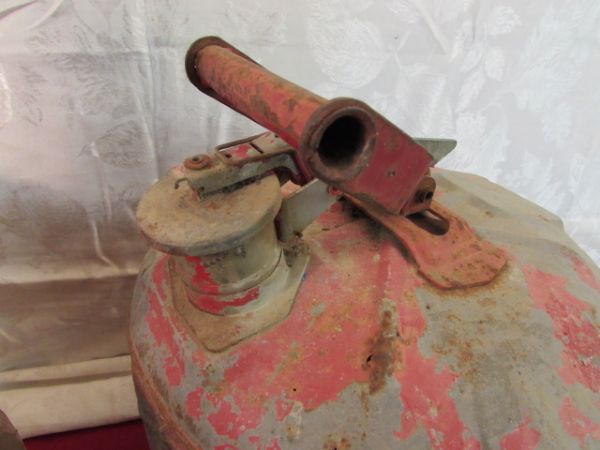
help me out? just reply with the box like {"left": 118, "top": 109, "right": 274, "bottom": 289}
{"left": 317, "top": 115, "right": 367, "bottom": 169}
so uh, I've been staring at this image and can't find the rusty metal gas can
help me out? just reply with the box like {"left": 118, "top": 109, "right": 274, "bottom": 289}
{"left": 130, "top": 37, "right": 600, "bottom": 450}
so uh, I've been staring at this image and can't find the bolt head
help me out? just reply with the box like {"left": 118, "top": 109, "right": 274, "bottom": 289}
{"left": 184, "top": 154, "right": 212, "bottom": 170}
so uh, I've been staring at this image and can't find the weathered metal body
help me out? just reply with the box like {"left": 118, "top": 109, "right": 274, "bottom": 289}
{"left": 131, "top": 169, "right": 600, "bottom": 449}
{"left": 131, "top": 36, "right": 600, "bottom": 449}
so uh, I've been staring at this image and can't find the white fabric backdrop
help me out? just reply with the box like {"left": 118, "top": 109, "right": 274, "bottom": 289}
{"left": 0, "top": 0, "right": 599, "bottom": 437}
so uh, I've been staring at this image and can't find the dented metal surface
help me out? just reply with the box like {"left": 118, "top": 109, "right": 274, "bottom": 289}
{"left": 131, "top": 169, "right": 600, "bottom": 450}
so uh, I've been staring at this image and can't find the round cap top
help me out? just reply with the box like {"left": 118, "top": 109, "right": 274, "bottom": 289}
{"left": 137, "top": 168, "right": 282, "bottom": 256}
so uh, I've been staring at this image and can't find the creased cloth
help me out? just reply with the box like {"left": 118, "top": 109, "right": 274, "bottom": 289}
{"left": 0, "top": 356, "right": 138, "bottom": 438}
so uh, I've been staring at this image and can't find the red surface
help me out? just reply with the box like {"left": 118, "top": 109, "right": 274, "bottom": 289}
{"left": 25, "top": 420, "right": 150, "bottom": 450}
{"left": 184, "top": 255, "right": 261, "bottom": 314}
{"left": 524, "top": 265, "right": 600, "bottom": 392}
{"left": 196, "top": 41, "right": 433, "bottom": 214}
{"left": 500, "top": 417, "right": 541, "bottom": 450}
{"left": 142, "top": 214, "right": 484, "bottom": 448}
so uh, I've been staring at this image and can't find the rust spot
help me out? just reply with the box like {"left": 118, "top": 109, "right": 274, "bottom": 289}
{"left": 430, "top": 327, "right": 483, "bottom": 383}
{"left": 323, "top": 436, "right": 351, "bottom": 450}
{"left": 286, "top": 423, "right": 301, "bottom": 441}
{"left": 422, "top": 260, "right": 512, "bottom": 300}
{"left": 477, "top": 297, "right": 497, "bottom": 307}
{"left": 363, "top": 310, "right": 399, "bottom": 394}
{"left": 359, "top": 388, "right": 370, "bottom": 412}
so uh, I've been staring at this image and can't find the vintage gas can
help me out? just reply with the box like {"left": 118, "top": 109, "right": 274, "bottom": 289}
{"left": 130, "top": 37, "right": 600, "bottom": 450}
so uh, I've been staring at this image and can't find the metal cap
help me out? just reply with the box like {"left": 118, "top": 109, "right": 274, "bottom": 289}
{"left": 136, "top": 167, "right": 282, "bottom": 256}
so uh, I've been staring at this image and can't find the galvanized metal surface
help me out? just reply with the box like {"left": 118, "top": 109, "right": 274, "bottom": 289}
{"left": 172, "top": 223, "right": 281, "bottom": 314}
{"left": 412, "top": 138, "right": 457, "bottom": 164}
{"left": 186, "top": 36, "right": 433, "bottom": 215}
{"left": 131, "top": 169, "right": 600, "bottom": 450}
{"left": 276, "top": 179, "right": 340, "bottom": 242}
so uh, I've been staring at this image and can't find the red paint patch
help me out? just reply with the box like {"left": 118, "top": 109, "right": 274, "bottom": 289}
{"left": 568, "top": 253, "right": 600, "bottom": 294}
{"left": 214, "top": 445, "right": 239, "bottom": 450}
{"left": 227, "top": 142, "right": 253, "bottom": 159}
{"left": 212, "top": 231, "right": 478, "bottom": 449}
{"left": 191, "top": 287, "right": 260, "bottom": 314}
{"left": 500, "top": 417, "right": 540, "bottom": 450}
{"left": 559, "top": 397, "right": 600, "bottom": 446}
{"left": 186, "top": 256, "right": 220, "bottom": 294}
{"left": 383, "top": 245, "right": 480, "bottom": 450}
{"left": 275, "top": 397, "right": 294, "bottom": 421}
{"left": 186, "top": 387, "right": 205, "bottom": 420}
{"left": 146, "top": 257, "right": 186, "bottom": 387}
{"left": 183, "top": 256, "right": 260, "bottom": 313}
{"left": 395, "top": 346, "right": 480, "bottom": 450}
{"left": 265, "top": 438, "right": 281, "bottom": 450}
{"left": 156, "top": 213, "right": 479, "bottom": 447}
{"left": 207, "top": 399, "right": 262, "bottom": 440}
{"left": 524, "top": 266, "right": 600, "bottom": 392}
{"left": 216, "top": 222, "right": 384, "bottom": 420}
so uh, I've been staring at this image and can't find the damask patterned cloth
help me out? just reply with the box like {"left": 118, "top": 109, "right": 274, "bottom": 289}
{"left": 0, "top": 0, "right": 599, "bottom": 437}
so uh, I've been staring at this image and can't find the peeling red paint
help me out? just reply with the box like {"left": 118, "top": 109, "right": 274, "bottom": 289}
{"left": 226, "top": 142, "right": 253, "bottom": 160}
{"left": 500, "top": 417, "right": 540, "bottom": 450}
{"left": 175, "top": 221, "right": 479, "bottom": 449}
{"left": 568, "top": 253, "right": 600, "bottom": 294}
{"left": 183, "top": 255, "right": 261, "bottom": 313}
{"left": 265, "top": 438, "right": 281, "bottom": 450}
{"left": 146, "top": 256, "right": 186, "bottom": 387}
{"left": 146, "top": 213, "right": 481, "bottom": 447}
{"left": 559, "top": 397, "right": 600, "bottom": 446}
{"left": 524, "top": 265, "right": 600, "bottom": 392}
{"left": 207, "top": 399, "right": 262, "bottom": 440}
{"left": 395, "top": 345, "right": 480, "bottom": 450}
{"left": 383, "top": 245, "right": 480, "bottom": 450}
{"left": 214, "top": 445, "right": 239, "bottom": 450}
{"left": 186, "top": 387, "right": 205, "bottom": 420}
{"left": 190, "top": 287, "right": 260, "bottom": 314}
{"left": 215, "top": 222, "right": 383, "bottom": 423}
{"left": 186, "top": 256, "right": 220, "bottom": 294}
{"left": 275, "top": 397, "right": 294, "bottom": 421}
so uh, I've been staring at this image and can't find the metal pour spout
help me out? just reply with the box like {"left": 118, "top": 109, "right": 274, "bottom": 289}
{"left": 185, "top": 36, "right": 434, "bottom": 215}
